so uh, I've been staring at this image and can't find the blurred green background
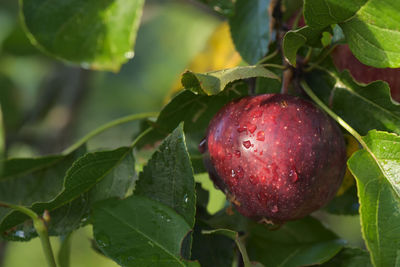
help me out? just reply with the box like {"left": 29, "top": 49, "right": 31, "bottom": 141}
{"left": 0, "top": 0, "right": 363, "bottom": 266}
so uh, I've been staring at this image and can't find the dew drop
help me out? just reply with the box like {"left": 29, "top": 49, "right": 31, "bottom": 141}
{"left": 124, "top": 51, "right": 135, "bottom": 59}
{"left": 252, "top": 110, "right": 263, "bottom": 118}
{"left": 256, "top": 131, "right": 265, "bottom": 141}
{"left": 271, "top": 205, "right": 279, "bottom": 213}
{"left": 231, "top": 169, "right": 236, "bottom": 178}
{"left": 198, "top": 138, "right": 207, "bottom": 154}
{"left": 96, "top": 233, "right": 111, "bottom": 248}
{"left": 236, "top": 166, "right": 244, "bottom": 179}
{"left": 14, "top": 230, "right": 25, "bottom": 239}
{"left": 237, "top": 126, "right": 247, "bottom": 133}
{"left": 289, "top": 169, "right": 299, "bottom": 182}
{"left": 243, "top": 140, "right": 252, "bottom": 149}
{"left": 234, "top": 150, "right": 241, "bottom": 158}
{"left": 249, "top": 175, "right": 257, "bottom": 184}
{"left": 247, "top": 123, "right": 257, "bottom": 133}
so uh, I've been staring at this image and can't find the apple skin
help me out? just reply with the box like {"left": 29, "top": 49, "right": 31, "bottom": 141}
{"left": 332, "top": 44, "right": 400, "bottom": 102}
{"left": 204, "top": 94, "right": 346, "bottom": 223}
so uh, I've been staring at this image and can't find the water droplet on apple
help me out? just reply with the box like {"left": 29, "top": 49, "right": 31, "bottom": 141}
{"left": 231, "top": 169, "right": 236, "bottom": 178}
{"left": 249, "top": 175, "right": 257, "bottom": 184}
{"left": 237, "top": 166, "right": 244, "bottom": 178}
{"left": 271, "top": 205, "right": 279, "bottom": 213}
{"left": 243, "top": 140, "right": 251, "bottom": 149}
{"left": 234, "top": 150, "right": 241, "bottom": 158}
{"left": 252, "top": 110, "right": 263, "bottom": 118}
{"left": 247, "top": 123, "right": 257, "bottom": 133}
{"left": 237, "top": 126, "right": 247, "bottom": 133}
{"left": 289, "top": 169, "right": 299, "bottom": 182}
{"left": 256, "top": 131, "right": 265, "bottom": 141}
{"left": 226, "top": 153, "right": 232, "bottom": 159}
{"left": 198, "top": 138, "right": 207, "bottom": 153}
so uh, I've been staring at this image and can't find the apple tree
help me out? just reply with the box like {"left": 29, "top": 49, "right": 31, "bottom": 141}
{"left": 0, "top": 0, "right": 399, "bottom": 266}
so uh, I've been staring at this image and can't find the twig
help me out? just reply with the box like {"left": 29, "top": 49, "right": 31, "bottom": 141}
{"left": 62, "top": 112, "right": 158, "bottom": 155}
{"left": 0, "top": 203, "right": 57, "bottom": 267}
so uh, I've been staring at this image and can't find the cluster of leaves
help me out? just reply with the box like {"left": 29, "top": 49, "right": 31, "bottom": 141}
{"left": 0, "top": 0, "right": 400, "bottom": 267}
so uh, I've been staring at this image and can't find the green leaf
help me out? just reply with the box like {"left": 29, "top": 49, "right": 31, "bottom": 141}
{"left": 283, "top": 26, "right": 328, "bottom": 66}
{"left": 135, "top": 125, "right": 196, "bottom": 227}
{"left": 191, "top": 222, "right": 234, "bottom": 267}
{"left": 321, "top": 247, "right": 372, "bottom": 267}
{"left": 348, "top": 132, "right": 400, "bottom": 267}
{"left": 0, "top": 147, "right": 134, "bottom": 240}
{"left": 340, "top": 0, "right": 400, "bottom": 68}
{"left": 92, "top": 195, "right": 192, "bottom": 267}
{"left": 20, "top": 0, "right": 145, "bottom": 71}
{"left": 309, "top": 69, "right": 400, "bottom": 135}
{"left": 182, "top": 66, "right": 279, "bottom": 95}
{"left": 229, "top": 0, "right": 271, "bottom": 64}
{"left": 304, "top": 0, "right": 367, "bottom": 28}
{"left": 283, "top": 31, "right": 306, "bottom": 67}
{"left": 0, "top": 148, "right": 85, "bottom": 205}
{"left": 247, "top": 217, "right": 344, "bottom": 267}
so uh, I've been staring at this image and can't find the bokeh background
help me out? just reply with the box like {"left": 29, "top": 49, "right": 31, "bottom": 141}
{"left": 0, "top": 0, "right": 363, "bottom": 266}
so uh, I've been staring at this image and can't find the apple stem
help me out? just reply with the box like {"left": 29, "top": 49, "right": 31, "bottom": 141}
{"left": 300, "top": 80, "right": 368, "bottom": 148}
{"left": 281, "top": 68, "right": 294, "bottom": 94}
{"left": 260, "top": 63, "right": 286, "bottom": 70}
{"left": 256, "top": 49, "right": 279, "bottom": 65}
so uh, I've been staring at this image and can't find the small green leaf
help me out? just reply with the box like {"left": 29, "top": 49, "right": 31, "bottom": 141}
{"left": 92, "top": 196, "right": 192, "bottom": 267}
{"left": 348, "top": 132, "right": 400, "bottom": 267}
{"left": 182, "top": 66, "right": 279, "bottom": 95}
{"left": 229, "top": 0, "right": 271, "bottom": 64}
{"left": 341, "top": 0, "right": 400, "bottom": 68}
{"left": 20, "top": 0, "right": 145, "bottom": 71}
{"left": 247, "top": 217, "right": 344, "bottom": 267}
{"left": 304, "top": 0, "right": 367, "bottom": 28}
{"left": 136, "top": 125, "right": 196, "bottom": 227}
{"left": 283, "top": 26, "right": 327, "bottom": 66}
{"left": 283, "top": 31, "right": 306, "bottom": 67}
{"left": 321, "top": 247, "right": 372, "bottom": 266}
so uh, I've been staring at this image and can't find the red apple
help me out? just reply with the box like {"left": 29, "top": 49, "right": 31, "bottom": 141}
{"left": 332, "top": 44, "right": 400, "bottom": 102}
{"left": 204, "top": 94, "right": 346, "bottom": 223}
